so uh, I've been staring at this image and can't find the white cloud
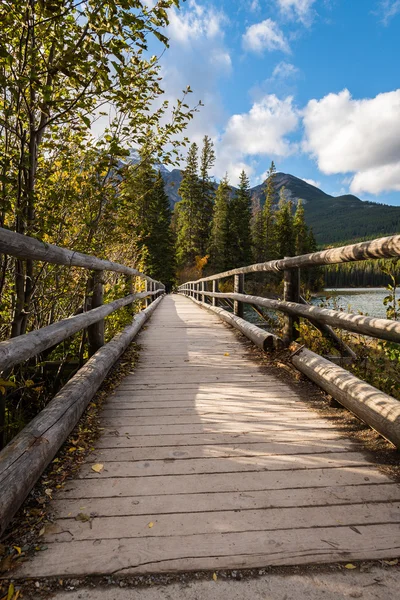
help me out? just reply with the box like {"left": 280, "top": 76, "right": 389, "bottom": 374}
{"left": 277, "top": 0, "right": 317, "bottom": 25}
{"left": 351, "top": 163, "right": 400, "bottom": 195}
{"left": 242, "top": 19, "right": 290, "bottom": 54}
{"left": 378, "top": 1, "right": 400, "bottom": 25}
{"left": 272, "top": 61, "right": 299, "bottom": 79}
{"left": 302, "top": 88, "right": 400, "bottom": 194}
{"left": 168, "top": 0, "right": 226, "bottom": 45}
{"left": 302, "top": 178, "right": 321, "bottom": 188}
{"left": 214, "top": 95, "right": 299, "bottom": 181}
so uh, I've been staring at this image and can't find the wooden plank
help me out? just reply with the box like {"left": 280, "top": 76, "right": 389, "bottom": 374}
{"left": 45, "top": 502, "right": 400, "bottom": 543}
{"left": 89, "top": 440, "right": 357, "bottom": 462}
{"left": 100, "top": 412, "right": 324, "bottom": 426}
{"left": 51, "top": 483, "right": 400, "bottom": 519}
{"left": 58, "top": 466, "right": 389, "bottom": 499}
{"left": 95, "top": 430, "right": 344, "bottom": 448}
{"left": 15, "top": 524, "right": 400, "bottom": 577}
{"left": 77, "top": 452, "right": 374, "bottom": 479}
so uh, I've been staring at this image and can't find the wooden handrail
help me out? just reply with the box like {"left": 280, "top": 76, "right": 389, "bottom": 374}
{"left": 0, "top": 290, "right": 161, "bottom": 372}
{"left": 181, "top": 234, "right": 400, "bottom": 284}
{"left": 181, "top": 290, "right": 400, "bottom": 344}
{"left": 0, "top": 227, "right": 164, "bottom": 288}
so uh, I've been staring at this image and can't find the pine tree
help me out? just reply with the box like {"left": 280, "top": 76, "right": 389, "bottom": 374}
{"left": 175, "top": 143, "right": 201, "bottom": 267}
{"left": 121, "top": 162, "right": 175, "bottom": 289}
{"left": 293, "top": 200, "right": 308, "bottom": 255}
{"left": 208, "top": 175, "right": 231, "bottom": 273}
{"left": 275, "top": 186, "right": 295, "bottom": 258}
{"left": 145, "top": 171, "right": 176, "bottom": 290}
{"left": 251, "top": 197, "right": 265, "bottom": 263}
{"left": 229, "top": 170, "right": 253, "bottom": 267}
{"left": 198, "top": 135, "right": 216, "bottom": 256}
{"left": 263, "top": 161, "right": 277, "bottom": 261}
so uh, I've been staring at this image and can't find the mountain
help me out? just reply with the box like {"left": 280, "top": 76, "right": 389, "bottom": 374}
{"left": 160, "top": 169, "right": 400, "bottom": 246}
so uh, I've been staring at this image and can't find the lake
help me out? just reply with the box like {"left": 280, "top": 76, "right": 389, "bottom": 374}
{"left": 242, "top": 287, "right": 391, "bottom": 329}
{"left": 312, "top": 288, "right": 389, "bottom": 319}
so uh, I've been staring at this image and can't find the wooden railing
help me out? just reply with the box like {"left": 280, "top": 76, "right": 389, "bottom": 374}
{"left": 178, "top": 234, "right": 400, "bottom": 448}
{"left": 0, "top": 227, "right": 165, "bottom": 536}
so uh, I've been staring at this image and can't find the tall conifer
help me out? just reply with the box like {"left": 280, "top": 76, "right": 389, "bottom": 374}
{"left": 175, "top": 142, "right": 201, "bottom": 266}
{"left": 198, "top": 135, "right": 216, "bottom": 255}
{"left": 229, "top": 170, "right": 252, "bottom": 267}
{"left": 208, "top": 175, "right": 230, "bottom": 273}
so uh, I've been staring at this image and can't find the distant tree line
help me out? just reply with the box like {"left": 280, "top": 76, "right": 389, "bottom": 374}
{"left": 325, "top": 260, "right": 398, "bottom": 288}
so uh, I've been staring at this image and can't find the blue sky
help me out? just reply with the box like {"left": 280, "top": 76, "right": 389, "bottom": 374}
{"left": 154, "top": 0, "right": 400, "bottom": 205}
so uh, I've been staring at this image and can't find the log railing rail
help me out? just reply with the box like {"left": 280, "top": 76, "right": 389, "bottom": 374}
{"left": 0, "top": 227, "right": 165, "bottom": 535}
{"left": 178, "top": 234, "right": 400, "bottom": 448}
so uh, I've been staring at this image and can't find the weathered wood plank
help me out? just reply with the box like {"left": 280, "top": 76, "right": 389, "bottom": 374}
{"left": 51, "top": 483, "right": 400, "bottom": 519}
{"left": 59, "top": 466, "right": 389, "bottom": 499}
{"left": 16, "top": 524, "right": 400, "bottom": 577}
{"left": 77, "top": 452, "right": 374, "bottom": 479}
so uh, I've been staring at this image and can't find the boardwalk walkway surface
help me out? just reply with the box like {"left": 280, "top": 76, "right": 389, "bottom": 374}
{"left": 19, "top": 295, "right": 400, "bottom": 578}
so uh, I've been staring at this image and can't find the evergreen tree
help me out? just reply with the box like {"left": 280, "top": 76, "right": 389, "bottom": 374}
{"left": 198, "top": 136, "right": 216, "bottom": 255}
{"left": 146, "top": 171, "right": 176, "bottom": 290}
{"left": 263, "top": 161, "right": 278, "bottom": 261}
{"left": 229, "top": 170, "right": 253, "bottom": 267}
{"left": 121, "top": 161, "right": 175, "bottom": 289}
{"left": 251, "top": 197, "right": 265, "bottom": 263}
{"left": 275, "top": 187, "right": 295, "bottom": 258}
{"left": 293, "top": 200, "right": 308, "bottom": 255}
{"left": 175, "top": 143, "right": 201, "bottom": 267}
{"left": 208, "top": 175, "right": 231, "bottom": 273}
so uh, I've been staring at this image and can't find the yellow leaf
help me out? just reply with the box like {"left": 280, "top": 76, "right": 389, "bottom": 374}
{"left": 148, "top": 522, "right": 154, "bottom": 528}
{"left": 25, "top": 380, "right": 35, "bottom": 388}
{"left": 383, "top": 559, "right": 398, "bottom": 566}
{"left": 224, "top": 353, "right": 230, "bottom": 356}
{"left": 7, "top": 583, "right": 14, "bottom": 600}
{"left": 14, "top": 591, "right": 21, "bottom": 600}
{"left": 0, "top": 387, "right": 5, "bottom": 395}
{"left": 344, "top": 563, "right": 357, "bottom": 569}
{"left": 0, "top": 379, "right": 16, "bottom": 388}
{"left": 212, "top": 572, "right": 218, "bottom": 581}
{"left": 68, "top": 447, "right": 76, "bottom": 452}
{"left": 13, "top": 546, "right": 21, "bottom": 555}
{"left": 91, "top": 463, "right": 104, "bottom": 473}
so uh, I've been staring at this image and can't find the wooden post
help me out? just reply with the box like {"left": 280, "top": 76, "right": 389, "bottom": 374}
{"left": 283, "top": 266, "right": 300, "bottom": 345}
{"left": 233, "top": 274, "right": 244, "bottom": 318}
{"left": 87, "top": 270, "right": 104, "bottom": 356}
{"left": 202, "top": 281, "right": 206, "bottom": 303}
{"left": 125, "top": 275, "right": 134, "bottom": 315}
{"left": 212, "top": 280, "right": 219, "bottom": 307}
{"left": 146, "top": 281, "right": 153, "bottom": 307}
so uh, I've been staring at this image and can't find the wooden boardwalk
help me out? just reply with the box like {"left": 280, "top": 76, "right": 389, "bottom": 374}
{"left": 20, "top": 295, "right": 400, "bottom": 578}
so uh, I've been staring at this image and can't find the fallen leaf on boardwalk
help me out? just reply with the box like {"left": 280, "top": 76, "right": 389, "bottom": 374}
{"left": 148, "top": 522, "right": 154, "bottom": 528}
{"left": 75, "top": 513, "right": 91, "bottom": 522}
{"left": 224, "top": 353, "right": 230, "bottom": 356}
{"left": 38, "top": 527, "right": 45, "bottom": 537}
{"left": 383, "top": 559, "right": 398, "bottom": 566}
{"left": 13, "top": 547, "right": 21, "bottom": 555}
{"left": 91, "top": 463, "right": 104, "bottom": 473}
{"left": 345, "top": 563, "right": 357, "bottom": 569}
{"left": 212, "top": 572, "right": 218, "bottom": 581}
{"left": 7, "top": 583, "right": 14, "bottom": 600}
